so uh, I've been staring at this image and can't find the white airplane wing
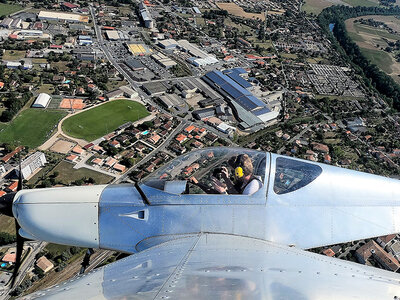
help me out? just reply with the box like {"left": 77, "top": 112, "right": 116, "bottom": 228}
{"left": 21, "top": 234, "right": 400, "bottom": 300}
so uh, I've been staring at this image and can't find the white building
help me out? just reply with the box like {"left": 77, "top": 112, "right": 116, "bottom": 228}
{"left": 20, "top": 152, "right": 47, "bottom": 179}
{"left": 38, "top": 11, "right": 89, "bottom": 23}
{"left": 176, "top": 39, "right": 218, "bottom": 67}
{"left": 139, "top": 2, "right": 154, "bottom": 29}
{"left": 106, "top": 30, "right": 120, "bottom": 41}
{"left": 32, "top": 93, "right": 51, "bottom": 108}
{"left": 119, "top": 86, "right": 139, "bottom": 99}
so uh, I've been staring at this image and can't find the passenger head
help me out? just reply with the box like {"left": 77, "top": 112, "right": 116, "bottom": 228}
{"left": 234, "top": 154, "right": 253, "bottom": 180}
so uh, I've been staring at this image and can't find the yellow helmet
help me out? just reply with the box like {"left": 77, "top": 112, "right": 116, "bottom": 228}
{"left": 235, "top": 166, "right": 244, "bottom": 178}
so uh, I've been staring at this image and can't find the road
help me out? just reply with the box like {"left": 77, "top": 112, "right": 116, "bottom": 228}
{"left": 277, "top": 124, "right": 313, "bottom": 154}
{"left": 115, "top": 120, "right": 188, "bottom": 183}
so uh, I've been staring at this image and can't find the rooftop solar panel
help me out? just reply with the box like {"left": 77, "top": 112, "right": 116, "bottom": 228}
{"left": 234, "top": 96, "right": 259, "bottom": 111}
{"left": 226, "top": 72, "right": 252, "bottom": 89}
{"left": 246, "top": 95, "right": 266, "bottom": 108}
{"left": 221, "top": 84, "right": 243, "bottom": 99}
{"left": 205, "top": 71, "right": 228, "bottom": 87}
{"left": 253, "top": 107, "right": 271, "bottom": 116}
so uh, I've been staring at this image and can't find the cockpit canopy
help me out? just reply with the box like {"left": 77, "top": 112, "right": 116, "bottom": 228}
{"left": 142, "top": 148, "right": 267, "bottom": 195}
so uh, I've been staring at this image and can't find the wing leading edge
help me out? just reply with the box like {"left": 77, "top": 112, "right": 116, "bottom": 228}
{"left": 21, "top": 234, "right": 400, "bottom": 300}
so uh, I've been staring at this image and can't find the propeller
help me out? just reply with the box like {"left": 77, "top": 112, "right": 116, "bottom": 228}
{"left": 10, "top": 153, "right": 25, "bottom": 288}
{"left": 79, "top": 248, "right": 95, "bottom": 275}
{"left": 0, "top": 152, "right": 25, "bottom": 289}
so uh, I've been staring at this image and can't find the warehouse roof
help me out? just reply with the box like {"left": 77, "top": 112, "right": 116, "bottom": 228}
{"left": 106, "top": 30, "right": 120, "bottom": 40}
{"left": 202, "top": 70, "right": 277, "bottom": 128}
{"left": 38, "top": 11, "right": 88, "bottom": 23}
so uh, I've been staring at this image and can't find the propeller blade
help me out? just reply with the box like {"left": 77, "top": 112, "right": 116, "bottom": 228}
{"left": 79, "top": 248, "right": 95, "bottom": 274}
{"left": 17, "top": 152, "right": 23, "bottom": 191}
{"left": 10, "top": 221, "right": 23, "bottom": 288}
{"left": 10, "top": 151, "right": 25, "bottom": 288}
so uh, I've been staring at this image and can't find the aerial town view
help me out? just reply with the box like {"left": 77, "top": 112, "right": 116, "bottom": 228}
{"left": 0, "top": 0, "right": 400, "bottom": 298}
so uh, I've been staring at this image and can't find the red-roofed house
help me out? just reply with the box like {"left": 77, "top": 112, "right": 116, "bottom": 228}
{"left": 62, "top": 2, "right": 80, "bottom": 9}
{"left": 0, "top": 82, "right": 4, "bottom": 90}
{"left": 312, "top": 142, "right": 329, "bottom": 153}
{"left": 184, "top": 125, "right": 195, "bottom": 133}
{"left": 0, "top": 190, "right": 6, "bottom": 197}
{"left": 84, "top": 143, "right": 94, "bottom": 150}
{"left": 1, "top": 146, "right": 24, "bottom": 163}
{"left": 113, "top": 163, "right": 126, "bottom": 172}
{"left": 6, "top": 181, "right": 18, "bottom": 192}
{"left": 36, "top": 256, "right": 54, "bottom": 273}
{"left": 92, "top": 158, "right": 103, "bottom": 166}
{"left": 66, "top": 154, "right": 78, "bottom": 162}
{"left": 176, "top": 134, "right": 187, "bottom": 144}
{"left": 148, "top": 134, "right": 161, "bottom": 145}
{"left": 72, "top": 146, "right": 84, "bottom": 155}
{"left": 109, "top": 140, "right": 120, "bottom": 148}
{"left": 105, "top": 157, "right": 117, "bottom": 168}
{"left": 2, "top": 253, "right": 16, "bottom": 264}
{"left": 146, "top": 164, "right": 155, "bottom": 173}
{"left": 92, "top": 145, "right": 104, "bottom": 153}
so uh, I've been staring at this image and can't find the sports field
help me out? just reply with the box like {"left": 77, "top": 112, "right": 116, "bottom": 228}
{"left": 0, "top": 3, "right": 23, "bottom": 17}
{"left": 62, "top": 100, "right": 149, "bottom": 141}
{"left": 0, "top": 109, "right": 66, "bottom": 148}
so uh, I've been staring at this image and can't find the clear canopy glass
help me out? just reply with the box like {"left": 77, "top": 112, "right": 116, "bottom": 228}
{"left": 273, "top": 157, "right": 322, "bottom": 195}
{"left": 142, "top": 148, "right": 266, "bottom": 195}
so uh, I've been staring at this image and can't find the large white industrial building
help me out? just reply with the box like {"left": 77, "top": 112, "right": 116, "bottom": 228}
{"left": 20, "top": 151, "right": 47, "bottom": 179}
{"left": 32, "top": 93, "right": 51, "bottom": 108}
{"left": 38, "top": 11, "right": 89, "bottom": 23}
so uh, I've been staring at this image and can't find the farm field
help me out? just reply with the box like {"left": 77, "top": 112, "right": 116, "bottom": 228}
{"left": 216, "top": 3, "right": 268, "bottom": 20}
{"left": 345, "top": 15, "right": 400, "bottom": 83}
{"left": 51, "top": 161, "right": 114, "bottom": 185}
{"left": 62, "top": 100, "right": 149, "bottom": 141}
{"left": 0, "top": 109, "right": 66, "bottom": 148}
{"left": 0, "top": 3, "right": 23, "bottom": 17}
{"left": 301, "top": 0, "right": 379, "bottom": 15}
{"left": 302, "top": 0, "right": 349, "bottom": 14}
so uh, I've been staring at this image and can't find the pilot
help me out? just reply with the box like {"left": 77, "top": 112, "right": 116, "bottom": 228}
{"left": 212, "top": 154, "right": 263, "bottom": 195}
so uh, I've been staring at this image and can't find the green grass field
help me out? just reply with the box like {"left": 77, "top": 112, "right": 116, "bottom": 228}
{"left": 361, "top": 48, "right": 393, "bottom": 73}
{"left": 51, "top": 161, "right": 114, "bottom": 185}
{"left": 0, "top": 109, "right": 66, "bottom": 148}
{"left": 2, "top": 50, "right": 26, "bottom": 61}
{"left": 37, "top": 84, "right": 55, "bottom": 94}
{"left": 62, "top": 100, "right": 149, "bottom": 141}
{"left": 0, "top": 3, "right": 23, "bottom": 17}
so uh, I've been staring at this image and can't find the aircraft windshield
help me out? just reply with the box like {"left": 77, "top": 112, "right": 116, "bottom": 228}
{"left": 273, "top": 157, "right": 322, "bottom": 194}
{"left": 142, "top": 148, "right": 266, "bottom": 195}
